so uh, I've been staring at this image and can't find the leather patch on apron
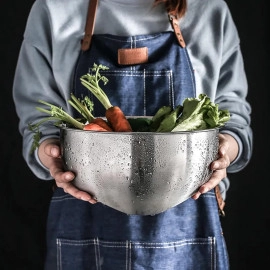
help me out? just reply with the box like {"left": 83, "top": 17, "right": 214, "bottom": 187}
{"left": 118, "top": 47, "right": 148, "bottom": 65}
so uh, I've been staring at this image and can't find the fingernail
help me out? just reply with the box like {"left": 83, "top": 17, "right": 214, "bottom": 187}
{"left": 220, "top": 148, "right": 226, "bottom": 156}
{"left": 81, "top": 195, "right": 91, "bottom": 201}
{"left": 65, "top": 174, "right": 74, "bottom": 181}
{"left": 201, "top": 187, "right": 209, "bottom": 193}
{"left": 192, "top": 192, "right": 200, "bottom": 200}
{"left": 212, "top": 162, "right": 218, "bottom": 170}
{"left": 89, "top": 196, "right": 98, "bottom": 204}
{"left": 89, "top": 199, "right": 97, "bottom": 204}
{"left": 51, "top": 147, "right": 58, "bottom": 156}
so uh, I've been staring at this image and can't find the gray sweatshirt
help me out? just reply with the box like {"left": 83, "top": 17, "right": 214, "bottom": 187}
{"left": 13, "top": 0, "right": 253, "bottom": 199}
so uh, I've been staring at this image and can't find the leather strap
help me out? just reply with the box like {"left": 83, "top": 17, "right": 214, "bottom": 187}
{"left": 168, "top": 12, "right": 186, "bottom": 48}
{"left": 81, "top": 0, "right": 186, "bottom": 51}
{"left": 215, "top": 185, "right": 226, "bottom": 217}
{"left": 81, "top": 0, "right": 98, "bottom": 51}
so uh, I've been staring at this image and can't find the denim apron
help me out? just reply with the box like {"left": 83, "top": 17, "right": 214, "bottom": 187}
{"left": 44, "top": 7, "right": 229, "bottom": 270}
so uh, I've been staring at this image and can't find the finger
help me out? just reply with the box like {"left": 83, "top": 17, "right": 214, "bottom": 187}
{"left": 50, "top": 164, "right": 97, "bottom": 204}
{"left": 44, "top": 141, "right": 61, "bottom": 158}
{"left": 211, "top": 154, "right": 230, "bottom": 170}
{"left": 192, "top": 169, "right": 226, "bottom": 200}
{"left": 49, "top": 156, "right": 69, "bottom": 176}
{"left": 218, "top": 134, "right": 229, "bottom": 157}
{"left": 192, "top": 134, "right": 230, "bottom": 200}
{"left": 62, "top": 183, "right": 97, "bottom": 204}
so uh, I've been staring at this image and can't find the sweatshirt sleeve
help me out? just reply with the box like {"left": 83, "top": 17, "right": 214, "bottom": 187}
{"left": 215, "top": 2, "right": 253, "bottom": 173}
{"left": 12, "top": 1, "right": 66, "bottom": 180}
{"left": 182, "top": 0, "right": 253, "bottom": 174}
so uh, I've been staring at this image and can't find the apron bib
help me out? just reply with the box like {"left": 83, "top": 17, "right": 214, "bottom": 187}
{"left": 45, "top": 2, "right": 229, "bottom": 269}
{"left": 73, "top": 31, "right": 195, "bottom": 117}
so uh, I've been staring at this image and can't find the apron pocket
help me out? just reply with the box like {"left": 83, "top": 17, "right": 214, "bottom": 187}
{"left": 90, "top": 69, "right": 174, "bottom": 117}
{"left": 57, "top": 237, "right": 216, "bottom": 270}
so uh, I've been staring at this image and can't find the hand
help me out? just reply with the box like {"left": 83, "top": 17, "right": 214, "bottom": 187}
{"left": 192, "top": 133, "right": 238, "bottom": 200}
{"left": 38, "top": 138, "right": 97, "bottom": 203}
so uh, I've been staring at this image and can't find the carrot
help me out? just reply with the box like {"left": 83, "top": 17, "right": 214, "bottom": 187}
{"left": 83, "top": 122, "right": 109, "bottom": 131}
{"left": 105, "top": 106, "right": 132, "bottom": 132}
{"left": 80, "top": 64, "right": 133, "bottom": 132}
{"left": 92, "top": 117, "right": 113, "bottom": 131}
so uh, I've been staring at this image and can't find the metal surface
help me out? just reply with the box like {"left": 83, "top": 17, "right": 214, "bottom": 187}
{"left": 60, "top": 126, "right": 219, "bottom": 215}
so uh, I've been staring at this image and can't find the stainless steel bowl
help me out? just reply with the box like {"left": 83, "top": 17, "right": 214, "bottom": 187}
{"left": 60, "top": 126, "right": 219, "bottom": 215}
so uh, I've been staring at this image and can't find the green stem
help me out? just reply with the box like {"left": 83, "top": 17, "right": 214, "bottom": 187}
{"left": 80, "top": 64, "right": 112, "bottom": 110}
{"left": 36, "top": 101, "right": 84, "bottom": 129}
{"left": 68, "top": 93, "right": 94, "bottom": 123}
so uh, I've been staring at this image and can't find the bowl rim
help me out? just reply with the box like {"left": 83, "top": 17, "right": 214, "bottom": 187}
{"left": 59, "top": 123, "right": 220, "bottom": 135}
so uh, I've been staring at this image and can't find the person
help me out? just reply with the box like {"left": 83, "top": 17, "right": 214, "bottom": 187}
{"left": 13, "top": 0, "right": 253, "bottom": 269}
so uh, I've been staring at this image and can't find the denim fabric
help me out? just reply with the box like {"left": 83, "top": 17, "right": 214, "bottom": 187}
{"left": 73, "top": 32, "right": 196, "bottom": 116}
{"left": 45, "top": 30, "right": 229, "bottom": 269}
{"left": 45, "top": 189, "right": 229, "bottom": 270}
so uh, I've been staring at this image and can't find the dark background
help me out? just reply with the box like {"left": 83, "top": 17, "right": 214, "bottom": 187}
{"left": 0, "top": 1, "right": 269, "bottom": 269}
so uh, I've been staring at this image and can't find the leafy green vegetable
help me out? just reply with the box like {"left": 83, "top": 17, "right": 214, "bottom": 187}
{"left": 156, "top": 105, "right": 183, "bottom": 132}
{"left": 28, "top": 63, "right": 230, "bottom": 155}
{"left": 28, "top": 94, "right": 96, "bottom": 153}
{"left": 127, "top": 117, "right": 152, "bottom": 132}
{"left": 147, "top": 94, "right": 230, "bottom": 132}
{"left": 28, "top": 126, "right": 42, "bottom": 154}
{"left": 149, "top": 105, "right": 173, "bottom": 131}
{"left": 171, "top": 94, "right": 230, "bottom": 132}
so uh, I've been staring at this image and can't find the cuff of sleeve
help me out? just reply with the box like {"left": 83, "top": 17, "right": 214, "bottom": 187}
{"left": 219, "top": 130, "right": 243, "bottom": 167}
{"left": 34, "top": 135, "right": 60, "bottom": 173}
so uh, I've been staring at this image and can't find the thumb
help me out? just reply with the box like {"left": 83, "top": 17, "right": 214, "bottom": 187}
{"left": 42, "top": 139, "right": 61, "bottom": 157}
